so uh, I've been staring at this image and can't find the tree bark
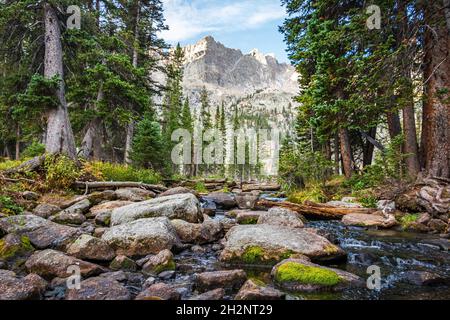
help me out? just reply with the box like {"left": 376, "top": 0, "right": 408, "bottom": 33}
{"left": 339, "top": 127, "right": 353, "bottom": 178}
{"left": 334, "top": 134, "right": 340, "bottom": 174}
{"left": 422, "top": 0, "right": 450, "bottom": 178}
{"left": 386, "top": 111, "right": 402, "bottom": 139}
{"left": 43, "top": 3, "right": 77, "bottom": 159}
{"left": 362, "top": 127, "right": 376, "bottom": 167}
{"left": 81, "top": 84, "right": 104, "bottom": 160}
{"left": 15, "top": 124, "right": 20, "bottom": 160}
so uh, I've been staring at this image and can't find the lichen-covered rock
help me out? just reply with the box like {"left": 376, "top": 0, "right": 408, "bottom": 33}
{"left": 115, "top": 188, "right": 156, "bottom": 202}
{"left": 189, "top": 288, "right": 225, "bottom": 300}
{"left": 205, "top": 192, "right": 237, "bottom": 209}
{"left": 66, "top": 234, "right": 115, "bottom": 261}
{"left": 66, "top": 276, "right": 131, "bottom": 300}
{"left": 0, "top": 270, "right": 47, "bottom": 300}
{"left": 25, "top": 249, "right": 105, "bottom": 279}
{"left": 95, "top": 211, "right": 112, "bottom": 227}
{"left": 271, "top": 258, "right": 363, "bottom": 292}
{"left": 342, "top": 213, "right": 398, "bottom": 228}
{"left": 135, "top": 283, "right": 180, "bottom": 300}
{"left": 235, "top": 279, "right": 285, "bottom": 300}
{"left": 0, "top": 234, "right": 34, "bottom": 270}
{"left": 86, "top": 190, "right": 117, "bottom": 205}
{"left": 171, "top": 216, "right": 223, "bottom": 244}
{"left": 0, "top": 214, "right": 79, "bottom": 250}
{"left": 60, "top": 199, "right": 91, "bottom": 215}
{"left": 235, "top": 193, "right": 259, "bottom": 209}
{"left": 102, "top": 217, "right": 179, "bottom": 256}
{"left": 111, "top": 193, "right": 202, "bottom": 226}
{"left": 257, "top": 207, "right": 304, "bottom": 228}
{"left": 195, "top": 270, "right": 247, "bottom": 292}
{"left": 142, "top": 249, "right": 175, "bottom": 275}
{"left": 32, "top": 203, "right": 61, "bottom": 218}
{"left": 159, "top": 187, "right": 199, "bottom": 198}
{"left": 109, "top": 255, "right": 137, "bottom": 271}
{"left": 220, "top": 224, "right": 345, "bottom": 265}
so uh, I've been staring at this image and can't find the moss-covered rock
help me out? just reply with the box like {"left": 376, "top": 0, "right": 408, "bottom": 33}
{"left": 0, "top": 234, "right": 34, "bottom": 260}
{"left": 142, "top": 249, "right": 176, "bottom": 275}
{"left": 271, "top": 258, "right": 363, "bottom": 292}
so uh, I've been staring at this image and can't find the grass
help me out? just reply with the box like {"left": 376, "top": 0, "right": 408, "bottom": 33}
{"left": 274, "top": 261, "right": 341, "bottom": 287}
{"left": 194, "top": 181, "right": 208, "bottom": 193}
{"left": 90, "top": 161, "right": 162, "bottom": 184}
{"left": 288, "top": 184, "right": 328, "bottom": 204}
{"left": 400, "top": 213, "right": 419, "bottom": 229}
{"left": 0, "top": 195, "right": 24, "bottom": 215}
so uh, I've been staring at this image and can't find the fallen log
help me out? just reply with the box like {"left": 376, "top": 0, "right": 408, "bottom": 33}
{"left": 242, "top": 183, "right": 281, "bottom": 192}
{"left": 256, "top": 199, "right": 377, "bottom": 220}
{"left": 4, "top": 155, "right": 46, "bottom": 175}
{"left": 73, "top": 181, "right": 168, "bottom": 193}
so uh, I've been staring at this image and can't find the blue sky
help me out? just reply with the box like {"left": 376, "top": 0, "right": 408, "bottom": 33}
{"left": 161, "top": 0, "right": 290, "bottom": 63}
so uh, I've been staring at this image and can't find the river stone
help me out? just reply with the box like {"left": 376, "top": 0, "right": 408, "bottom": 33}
{"left": 32, "top": 203, "right": 61, "bottom": 218}
{"left": 66, "top": 234, "right": 115, "bottom": 261}
{"left": 220, "top": 224, "right": 346, "bottom": 265}
{"left": 235, "top": 193, "right": 259, "bottom": 209}
{"left": 342, "top": 213, "right": 398, "bottom": 228}
{"left": 171, "top": 216, "right": 223, "bottom": 244}
{"left": 135, "top": 283, "right": 180, "bottom": 300}
{"left": 115, "top": 188, "right": 156, "bottom": 202}
{"left": 401, "top": 271, "right": 448, "bottom": 286}
{"left": 206, "top": 192, "right": 237, "bottom": 209}
{"left": 195, "top": 269, "right": 247, "bottom": 292}
{"left": 159, "top": 187, "right": 199, "bottom": 198}
{"left": 102, "top": 217, "right": 179, "bottom": 257}
{"left": 0, "top": 214, "right": 79, "bottom": 250}
{"left": 271, "top": 258, "right": 363, "bottom": 292}
{"left": 86, "top": 190, "right": 117, "bottom": 205}
{"left": 110, "top": 193, "right": 202, "bottom": 226}
{"left": 109, "top": 255, "right": 137, "bottom": 271}
{"left": 60, "top": 198, "right": 91, "bottom": 215}
{"left": 0, "top": 233, "right": 35, "bottom": 269}
{"left": 95, "top": 211, "right": 112, "bottom": 226}
{"left": 235, "top": 279, "right": 285, "bottom": 300}
{"left": 49, "top": 211, "right": 86, "bottom": 225}
{"left": 66, "top": 276, "right": 131, "bottom": 300}
{"left": 25, "top": 249, "right": 105, "bottom": 279}
{"left": 189, "top": 288, "right": 225, "bottom": 300}
{"left": 0, "top": 270, "right": 47, "bottom": 300}
{"left": 257, "top": 207, "right": 304, "bottom": 228}
{"left": 142, "top": 249, "right": 175, "bottom": 275}
{"left": 377, "top": 200, "right": 396, "bottom": 213}
{"left": 88, "top": 200, "right": 133, "bottom": 218}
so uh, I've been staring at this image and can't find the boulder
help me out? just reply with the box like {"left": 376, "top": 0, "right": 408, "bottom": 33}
{"left": 205, "top": 192, "right": 237, "bottom": 209}
{"left": 95, "top": 211, "right": 112, "bottom": 227}
{"left": 342, "top": 213, "right": 398, "bottom": 228}
{"left": 49, "top": 211, "right": 86, "bottom": 225}
{"left": 135, "top": 283, "right": 180, "bottom": 300}
{"left": 0, "top": 214, "right": 79, "bottom": 250}
{"left": 110, "top": 193, "right": 202, "bottom": 226}
{"left": 428, "top": 219, "right": 448, "bottom": 233}
{"left": 142, "top": 249, "right": 175, "bottom": 275}
{"left": 195, "top": 270, "right": 247, "bottom": 292}
{"left": 401, "top": 271, "right": 448, "bottom": 286}
{"left": 102, "top": 217, "right": 179, "bottom": 257}
{"left": 32, "top": 203, "right": 61, "bottom": 218}
{"left": 189, "top": 288, "right": 225, "bottom": 300}
{"left": 271, "top": 258, "right": 363, "bottom": 292}
{"left": 115, "top": 188, "right": 156, "bottom": 202}
{"left": 66, "top": 234, "right": 115, "bottom": 261}
{"left": 417, "top": 212, "right": 432, "bottom": 225}
{"left": 159, "top": 187, "right": 199, "bottom": 198}
{"left": 236, "top": 211, "right": 264, "bottom": 224}
{"left": 171, "top": 216, "right": 223, "bottom": 244}
{"left": 235, "top": 193, "right": 259, "bottom": 209}
{"left": 66, "top": 276, "right": 131, "bottom": 300}
{"left": 60, "top": 199, "right": 91, "bottom": 215}
{"left": 376, "top": 200, "right": 396, "bottom": 213}
{"left": 0, "top": 270, "right": 47, "bottom": 300}
{"left": 235, "top": 279, "right": 285, "bottom": 300}
{"left": 257, "top": 207, "right": 304, "bottom": 228}
{"left": 22, "top": 191, "right": 39, "bottom": 201}
{"left": 86, "top": 190, "right": 117, "bottom": 205}
{"left": 0, "top": 233, "right": 35, "bottom": 264}
{"left": 25, "top": 249, "right": 105, "bottom": 279}
{"left": 88, "top": 200, "right": 133, "bottom": 218}
{"left": 109, "top": 255, "right": 137, "bottom": 271}
{"left": 220, "top": 224, "right": 346, "bottom": 265}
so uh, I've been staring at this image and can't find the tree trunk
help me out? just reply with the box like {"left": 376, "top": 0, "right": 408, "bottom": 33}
{"left": 422, "top": 0, "right": 450, "bottom": 178}
{"left": 124, "top": 1, "right": 140, "bottom": 165}
{"left": 15, "top": 124, "right": 20, "bottom": 160}
{"left": 43, "top": 3, "right": 77, "bottom": 159}
{"left": 386, "top": 111, "right": 402, "bottom": 139}
{"left": 363, "top": 127, "right": 376, "bottom": 167}
{"left": 334, "top": 134, "right": 340, "bottom": 174}
{"left": 339, "top": 128, "right": 353, "bottom": 178}
{"left": 81, "top": 84, "right": 104, "bottom": 160}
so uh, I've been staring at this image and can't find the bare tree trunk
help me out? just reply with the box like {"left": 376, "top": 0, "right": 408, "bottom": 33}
{"left": 124, "top": 1, "right": 140, "bottom": 165}
{"left": 363, "top": 127, "right": 376, "bottom": 167}
{"left": 422, "top": 0, "right": 450, "bottom": 178}
{"left": 43, "top": 3, "right": 76, "bottom": 159}
{"left": 81, "top": 84, "right": 104, "bottom": 160}
{"left": 339, "top": 127, "right": 353, "bottom": 178}
{"left": 334, "top": 134, "right": 340, "bottom": 175}
{"left": 15, "top": 124, "right": 20, "bottom": 160}
{"left": 386, "top": 111, "right": 402, "bottom": 140}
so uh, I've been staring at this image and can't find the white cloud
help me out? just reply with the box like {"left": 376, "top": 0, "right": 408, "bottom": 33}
{"left": 161, "top": 0, "right": 286, "bottom": 43}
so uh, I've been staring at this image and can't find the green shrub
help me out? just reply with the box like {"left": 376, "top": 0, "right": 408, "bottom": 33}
{"left": 288, "top": 184, "right": 328, "bottom": 204}
{"left": 358, "top": 195, "right": 378, "bottom": 208}
{"left": 44, "top": 154, "right": 80, "bottom": 189}
{"left": 21, "top": 141, "right": 45, "bottom": 158}
{"left": 194, "top": 181, "right": 208, "bottom": 193}
{"left": 0, "top": 159, "right": 23, "bottom": 171}
{"left": 0, "top": 196, "right": 24, "bottom": 215}
{"left": 400, "top": 214, "right": 419, "bottom": 229}
{"left": 91, "top": 161, "right": 161, "bottom": 184}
